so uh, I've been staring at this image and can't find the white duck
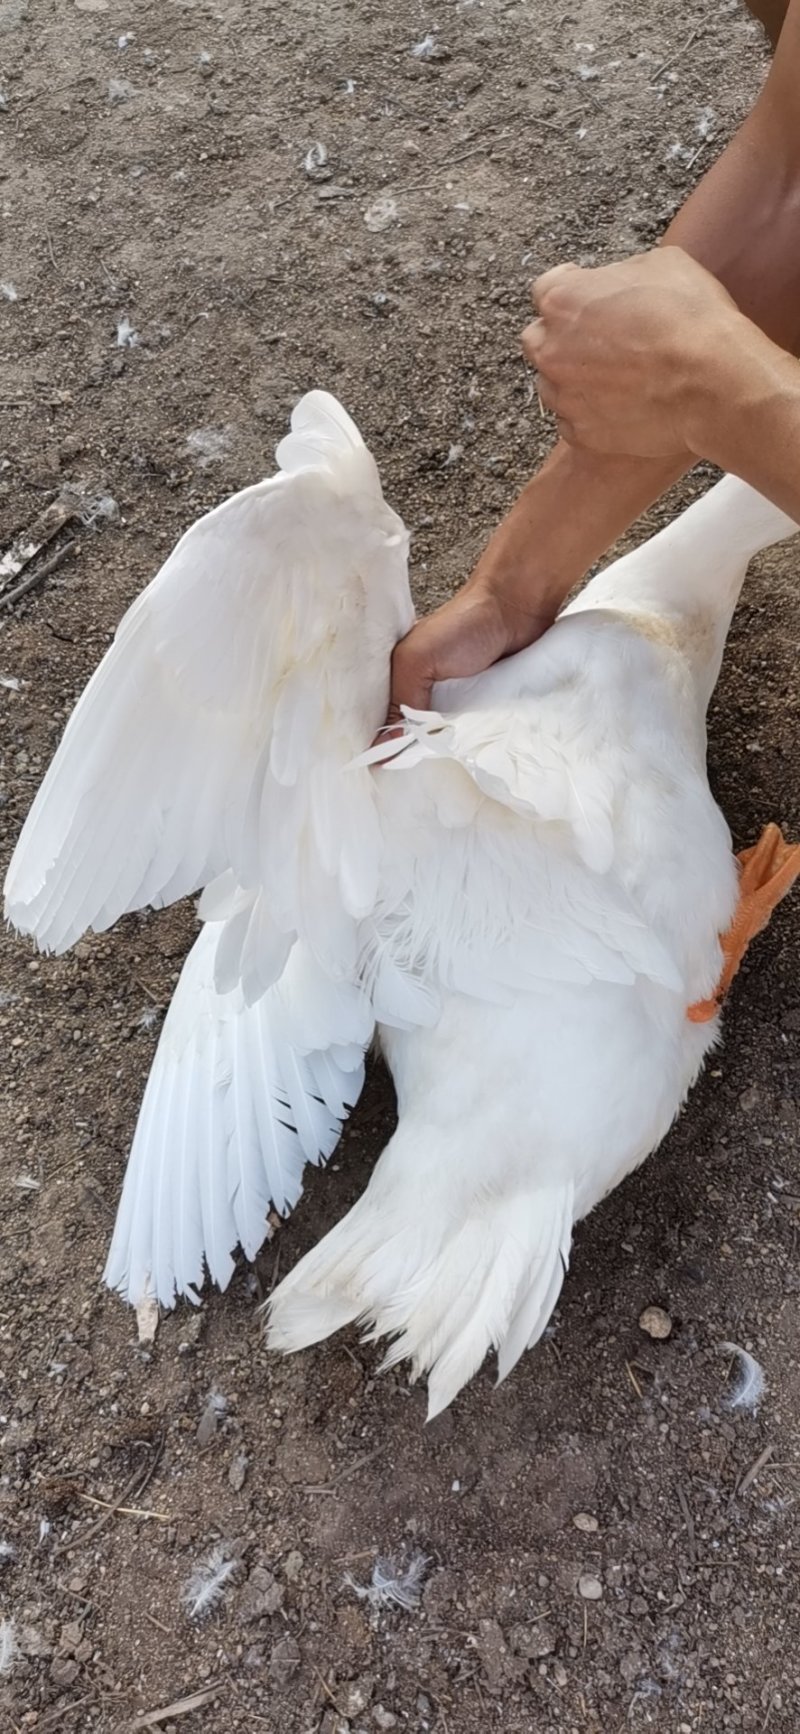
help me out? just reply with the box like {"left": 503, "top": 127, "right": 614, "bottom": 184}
{"left": 5, "top": 394, "right": 799, "bottom": 1417}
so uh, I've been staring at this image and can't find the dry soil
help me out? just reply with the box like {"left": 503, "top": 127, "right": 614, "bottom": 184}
{"left": 1, "top": 1, "right": 799, "bottom": 1731}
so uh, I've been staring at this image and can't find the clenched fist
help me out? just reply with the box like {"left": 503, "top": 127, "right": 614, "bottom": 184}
{"left": 523, "top": 247, "right": 743, "bottom": 460}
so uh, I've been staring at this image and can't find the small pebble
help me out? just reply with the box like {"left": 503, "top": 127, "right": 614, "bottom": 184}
{"left": 228, "top": 1451, "right": 248, "bottom": 1492}
{"left": 364, "top": 196, "right": 398, "bottom": 233}
{"left": 572, "top": 1511, "right": 599, "bottom": 1533}
{"left": 50, "top": 1657, "right": 80, "bottom": 1688}
{"left": 639, "top": 1304, "right": 672, "bottom": 1340}
{"left": 578, "top": 1575, "right": 603, "bottom": 1601}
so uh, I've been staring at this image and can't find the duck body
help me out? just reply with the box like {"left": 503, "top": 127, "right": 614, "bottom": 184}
{"left": 4, "top": 394, "right": 797, "bottom": 1415}
{"left": 271, "top": 601, "right": 735, "bottom": 1412}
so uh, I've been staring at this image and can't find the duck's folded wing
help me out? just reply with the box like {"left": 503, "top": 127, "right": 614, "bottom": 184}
{"left": 105, "top": 924, "right": 370, "bottom": 1307}
{"left": 4, "top": 392, "right": 413, "bottom": 1003}
{"left": 366, "top": 697, "right": 687, "bottom": 1005}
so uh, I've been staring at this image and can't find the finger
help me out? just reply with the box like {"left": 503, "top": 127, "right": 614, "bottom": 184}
{"left": 520, "top": 319, "right": 544, "bottom": 364}
{"left": 531, "top": 261, "right": 578, "bottom": 310}
{"left": 555, "top": 416, "right": 577, "bottom": 445}
{"left": 536, "top": 376, "right": 558, "bottom": 414}
{"left": 370, "top": 719, "right": 406, "bottom": 748}
{"left": 388, "top": 639, "right": 434, "bottom": 721}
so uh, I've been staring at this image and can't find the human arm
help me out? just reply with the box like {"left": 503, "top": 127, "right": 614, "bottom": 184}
{"left": 389, "top": 0, "right": 800, "bottom": 715}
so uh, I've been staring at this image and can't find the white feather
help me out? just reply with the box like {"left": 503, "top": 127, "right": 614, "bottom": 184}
{"left": 103, "top": 924, "right": 365, "bottom": 1307}
{"left": 182, "top": 1546, "right": 237, "bottom": 1620}
{"left": 345, "top": 1550, "right": 430, "bottom": 1610}
{"left": 721, "top": 1342, "right": 766, "bottom": 1413}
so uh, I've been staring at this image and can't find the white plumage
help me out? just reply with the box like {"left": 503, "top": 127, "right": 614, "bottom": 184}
{"left": 4, "top": 393, "right": 798, "bottom": 1416}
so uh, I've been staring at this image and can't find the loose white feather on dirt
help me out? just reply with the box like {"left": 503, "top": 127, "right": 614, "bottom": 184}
{"left": 344, "top": 1550, "right": 430, "bottom": 1611}
{"left": 196, "top": 1387, "right": 228, "bottom": 1448}
{"left": 182, "top": 1546, "right": 238, "bottom": 1620}
{"left": 721, "top": 1342, "right": 766, "bottom": 1412}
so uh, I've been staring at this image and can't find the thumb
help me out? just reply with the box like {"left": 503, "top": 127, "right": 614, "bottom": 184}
{"left": 521, "top": 318, "right": 544, "bottom": 365}
{"left": 388, "top": 627, "right": 434, "bottom": 720}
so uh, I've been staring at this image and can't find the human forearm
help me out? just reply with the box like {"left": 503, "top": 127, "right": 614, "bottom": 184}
{"left": 466, "top": 442, "right": 683, "bottom": 623}
{"left": 664, "top": 90, "right": 800, "bottom": 353}
{"left": 696, "top": 324, "right": 800, "bottom": 519}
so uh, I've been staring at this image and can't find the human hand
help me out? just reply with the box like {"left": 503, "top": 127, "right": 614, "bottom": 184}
{"left": 387, "top": 579, "right": 559, "bottom": 721}
{"left": 385, "top": 421, "right": 686, "bottom": 724}
{"left": 522, "top": 247, "right": 743, "bottom": 460}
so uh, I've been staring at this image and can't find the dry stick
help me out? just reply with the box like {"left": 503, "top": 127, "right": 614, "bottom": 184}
{"left": 737, "top": 1442, "right": 775, "bottom": 1497}
{"left": 0, "top": 492, "right": 76, "bottom": 582}
{"left": 402, "top": 116, "right": 583, "bottom": 195}
{"left": 651, "top": 27, "right": 701, "bottom": 82}
{"left": 685, "top": 138, "right": 708, "bottom": 173}
{"left": 625, "top": 1361, "right": 643, "bottom": 1398}
{"left": 319, "top": 107, "right": 588, "bottom": 214}
{"left": 53, "top": 1432, "right": 165, "bottom": 1556}
{"left": 77, "top": 1490, "right": 171, "bottom": 1522}
{"left": 0, "top": 541, "right": 76, "bottom": 612}
{"left": 401, "top": 142, "right": 490, "bottom": 190}
{"left": 313, "top": 1665, "right": 351, "bottom": 1719}
{"left": 44, "top": 619, "right": 77, "bottom": 646}
{"left": 456, "top": 105, "right": 585, "bottom": 148}
{"left": 144, "top": 1611, "right": 171, "bottom": 1636}
{"left": 129, "top": 1685, "right": 220, "bottom": 1730}
{"left": 676, "top": 1483, "right": 697, "bottom": 1565}
{"left": 37, "top": 1697, "right": 95, "bottom": 1732}
{"left": 133, "top": 975, "right": 162, "bottom": 1004}
{"left": 335, "top": 1447, "right": 380, "bottom": 1485}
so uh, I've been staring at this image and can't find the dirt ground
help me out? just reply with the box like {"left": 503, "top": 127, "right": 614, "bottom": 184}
{"left": 1, "top": 0, "right": 799, "bottom": 1729}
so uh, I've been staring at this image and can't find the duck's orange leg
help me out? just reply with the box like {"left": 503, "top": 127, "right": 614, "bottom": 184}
{"left": 687, "top": 823, "right": 800, "bottom": 1024}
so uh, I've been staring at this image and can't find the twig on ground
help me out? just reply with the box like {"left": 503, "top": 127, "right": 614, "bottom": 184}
{"left": 737, "top": 1443, "right": 774, "bottom": 1498}
{"left": 676, "top": 1482, "right": 697, "bottom": 1564}
{"left": 53, "top": 1431, "right": 165, "bottom": 1556}
{"left": 652, "top": 27, "right": 701, "bottom": 82}
{"left": 129, "top": 1685, "right": 220, "bottom": 1729}
{"left": 625, "top": 1361, "right": 643, "bottom": 1398}
{"left": 77, "top": 1491, "right": 171, "bottom": 1522}
{"left": 0, "top": 541, "right": 76, "bottom": 612}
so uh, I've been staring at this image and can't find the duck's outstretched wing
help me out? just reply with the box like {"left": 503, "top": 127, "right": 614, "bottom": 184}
{"left": 104, "top": 924, "right": 370, "bottom": 1307}
{"left": 4, "top": 392, "right": 413, "bottom": 1005}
